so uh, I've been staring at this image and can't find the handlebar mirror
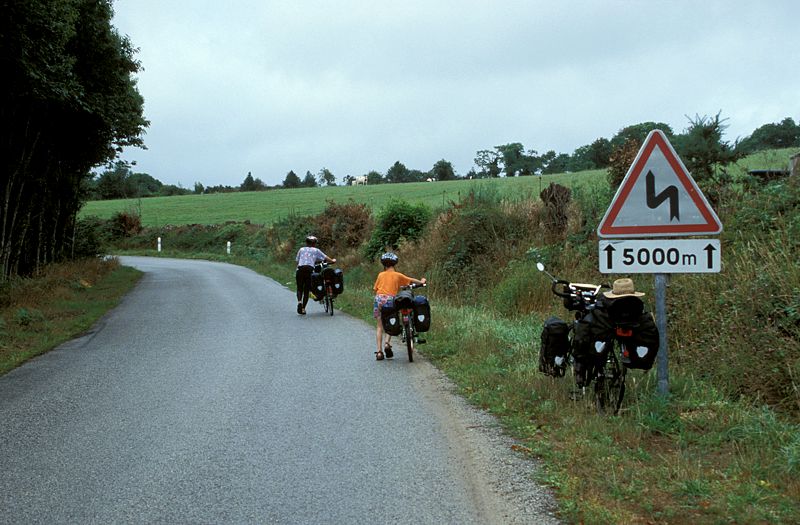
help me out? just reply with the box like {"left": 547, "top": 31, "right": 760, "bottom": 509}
{"left": 536, "top": 262, "right": 545, "bottom": 272}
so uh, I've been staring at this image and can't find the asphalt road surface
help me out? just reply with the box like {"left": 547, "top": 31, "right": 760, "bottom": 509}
{"left": 0, "top": 257, "right": 559, "bottom": 524}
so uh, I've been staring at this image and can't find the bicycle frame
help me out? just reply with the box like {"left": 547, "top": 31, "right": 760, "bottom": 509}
{"left": 396, "top": 283, "right": 426, "bottom": 362}
{"left": 313, "top": 262, "right": 337, "bottom": 316}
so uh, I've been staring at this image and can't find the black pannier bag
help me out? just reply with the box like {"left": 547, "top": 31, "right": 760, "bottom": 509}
{"left": 618, "top": 312, "right": 659, "bottom": 370}
{"left": 539, "top": 316, "right": 570, "bottom": 377}
{"left": 572, "top": 315, "right": 601, "bottom": 387}
{"left": 412, "top": 295, "right": 431, "bottom": 332}
{"left": 310, "top": 271, "right": 324, "bottom": 300}
{"left": 600, "top": 296, "right": 660, "bottom": 370}
{"left": 332, "top": 268, "right": 344, "bottom": 295}
{"left": 380, "top": 298, "right": 403, "bottom": 336}
{"left": 321, "top": 266, "right": 344, "bottom": 296}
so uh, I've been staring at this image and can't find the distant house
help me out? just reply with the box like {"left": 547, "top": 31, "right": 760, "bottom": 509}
{"left": 351, "top": 176, "right": 367, "bottom": 186}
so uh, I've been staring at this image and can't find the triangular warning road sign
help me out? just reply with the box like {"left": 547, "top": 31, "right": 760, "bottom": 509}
{"left": 597, "top": 129, "right": 722, "bottom": 238}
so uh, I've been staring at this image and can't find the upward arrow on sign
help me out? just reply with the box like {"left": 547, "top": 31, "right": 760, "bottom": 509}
{"left": 597, "top": 130, "right": 722, "bottom": 238}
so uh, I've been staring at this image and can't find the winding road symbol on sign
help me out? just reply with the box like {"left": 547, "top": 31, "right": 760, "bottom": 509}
{"left": 598, "top": 129, "right": 722, "bottom": 238}
{"left": 645, "top": 170, "right": 679, "bottom": 220}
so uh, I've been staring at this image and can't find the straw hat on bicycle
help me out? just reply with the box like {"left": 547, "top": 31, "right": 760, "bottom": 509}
{"left": 603, "top": 278, "right": 645, "bottom": 299}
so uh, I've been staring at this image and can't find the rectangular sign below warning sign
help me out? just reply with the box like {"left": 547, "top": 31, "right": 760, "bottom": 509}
{"left": 599, "top": 239, "right": 721, "bottom": 274}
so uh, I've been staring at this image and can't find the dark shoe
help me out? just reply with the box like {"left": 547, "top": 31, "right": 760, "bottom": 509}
{"left": 375, "top": 351, "right": 385, "bottom": 361}
{"left": 300, "top": 307, "right": 306, "bottom": 315}
{"left": 297, "top": 303, "right": 303, "bottom": 314}
{"left": 384, "top": 344, "right": 393, "bottom": 359}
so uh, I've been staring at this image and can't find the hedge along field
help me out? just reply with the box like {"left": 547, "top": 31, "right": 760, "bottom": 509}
{"left": 80, "top": 170, "right": 606, "bottom": 227}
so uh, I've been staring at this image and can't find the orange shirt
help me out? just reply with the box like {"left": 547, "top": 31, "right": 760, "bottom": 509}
{"left": 373, "top": 270, "right": 413, "bottom": 296}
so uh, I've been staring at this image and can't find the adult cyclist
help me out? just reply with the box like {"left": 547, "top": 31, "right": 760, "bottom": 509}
{"left": 295, "top": 235, "right": 335, "bottom": 315}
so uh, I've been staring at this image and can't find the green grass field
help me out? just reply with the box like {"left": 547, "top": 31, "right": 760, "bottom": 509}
{"left": 81, "top": 147, "right": 796, "bottom": 228}
{"left": 81, "top": 170, "right": 606, "bottom": 227}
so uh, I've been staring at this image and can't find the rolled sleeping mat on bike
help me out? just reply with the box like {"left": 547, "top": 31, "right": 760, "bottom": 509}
{"left": 394, "top": 289, "right": 414, "bottom": 309}
{"left": 380, "top": 298, "right": 403, "bottom": 336}
{"left": 412, "top": 295, "right": 431, "bottom": 332}
{"left": 539, "top": 316, "right": 570, "bottom": 378}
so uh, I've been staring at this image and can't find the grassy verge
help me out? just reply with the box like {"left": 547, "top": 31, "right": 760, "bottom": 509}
{"left": 0, "top": 258, "right": 142, "bottom": 375}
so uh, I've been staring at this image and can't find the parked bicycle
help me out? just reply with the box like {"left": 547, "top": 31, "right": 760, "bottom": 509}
{"left": 537, "top": 263, "right": 658, "bottom": 415}
{"left": 311, "top": 262, "right": 344, "bottom": 316}
{"left": 388, "top": 283, "right": 430, "bottom": 362}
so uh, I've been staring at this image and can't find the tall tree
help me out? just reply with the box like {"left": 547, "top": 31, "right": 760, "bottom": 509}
{"left": 611, "top": 122, "right": 674, "bottom": 149}
{"left": 675, "top": 113, "right": 741, "bottom": 182}
{"left": 474, "top": 150, "right": 501, "bottom": 178}
{"left": 0, "top": 0, "right": 147, "bottom": 278}
{"left": 240, "top": 172, "right": 257, "bottom": 192}
{"left": 317, "top": 167, "right": 336, "bottom": 186}
{"left": 738, "top": 117, "right": 800, "bottom": 153}
{"left": 282, "top": 170, "right": 301, "bottom": 188}
{"left": 366, "top": 170, "right": 384, "bottom": 184}
{"left": 386, "top": 161, "right": 411, "bottom": 184}
{"left": 302, "top": 170, "right": 317, "bottom": 188}
{"left": 495, "top": 143, "right": 525, "bottom": 177}
{"left": 430, "top": 159, "right": 456, "bottom": 181}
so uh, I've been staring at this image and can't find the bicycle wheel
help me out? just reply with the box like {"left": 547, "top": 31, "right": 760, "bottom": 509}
{"left": 325, "top": 286, "right": 334, "bottom": 315}
{"left": 594, "top": 347, "right": 626, "bottom": 415}
{"left": 404, "top": 320, "right": 414, "bottom": 362}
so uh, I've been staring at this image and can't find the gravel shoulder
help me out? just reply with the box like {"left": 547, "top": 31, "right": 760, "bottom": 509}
{"left": 409, "top": 358, "right": 562, "bottom": 524}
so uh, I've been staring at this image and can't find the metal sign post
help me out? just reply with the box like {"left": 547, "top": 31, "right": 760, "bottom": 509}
{"left": 654, "top": 274, "right": 669, "bottom": 395}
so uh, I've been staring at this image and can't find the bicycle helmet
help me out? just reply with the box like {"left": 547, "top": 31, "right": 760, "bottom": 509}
{"left": 305, "top": 235, "right": 318, "bottom": 246}
{"left": 380, "top": 252, "right": 399, "bottom": 265}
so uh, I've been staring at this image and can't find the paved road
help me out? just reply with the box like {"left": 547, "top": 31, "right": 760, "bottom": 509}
{"left": 0, "top": 257, "right": 558, "bottom": 524}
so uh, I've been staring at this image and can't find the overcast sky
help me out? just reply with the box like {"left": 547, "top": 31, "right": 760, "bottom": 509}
{"left": 111, "top": 0, "right": 799, "bottom": 188}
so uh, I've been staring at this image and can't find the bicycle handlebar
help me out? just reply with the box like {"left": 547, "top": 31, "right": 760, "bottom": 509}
{"left": 551, "top": 279, "right": 572, "bottom": 298}
{"left": 400, "top": 283, "right": 426, "bottom": 290}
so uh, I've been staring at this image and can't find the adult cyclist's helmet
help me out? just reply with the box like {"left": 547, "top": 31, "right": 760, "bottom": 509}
{"left": 380, "top": 252, "right": 399, "bottom": 266}
{"left": 305, "top": 235, "right": 318, "bottom": 246}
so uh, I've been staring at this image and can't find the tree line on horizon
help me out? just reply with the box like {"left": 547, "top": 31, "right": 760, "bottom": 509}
{"left": 88, "top": 115, "right": 800, "bottom": 201}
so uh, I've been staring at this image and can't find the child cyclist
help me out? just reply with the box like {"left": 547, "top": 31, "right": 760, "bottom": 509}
{"left": 373, "top": 252, "right": 426, "bottom": 361}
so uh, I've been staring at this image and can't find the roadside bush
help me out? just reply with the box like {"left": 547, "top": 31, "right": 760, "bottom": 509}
{"left": 539, "top": 182, "right": 572, "bottom": 238}
{"left": 417, "top": 190, "right": 534, "bottom": 303}
{"left": 607, "top": 138, "right": 641, "bottom": 189}
{"left": 108, "top": 210, "right": 142, "bottom": 239}
{"left": 364, "top": 198, "right": 431, "bottom": 259}
{"left": 267, "top": 214, "right": 316, "bottom": 260}
{"left": 72, "top": 216, "right": 106, "bottom": 258}
{"left": 313, "top": 200, "right": 373, "bottom": 255}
